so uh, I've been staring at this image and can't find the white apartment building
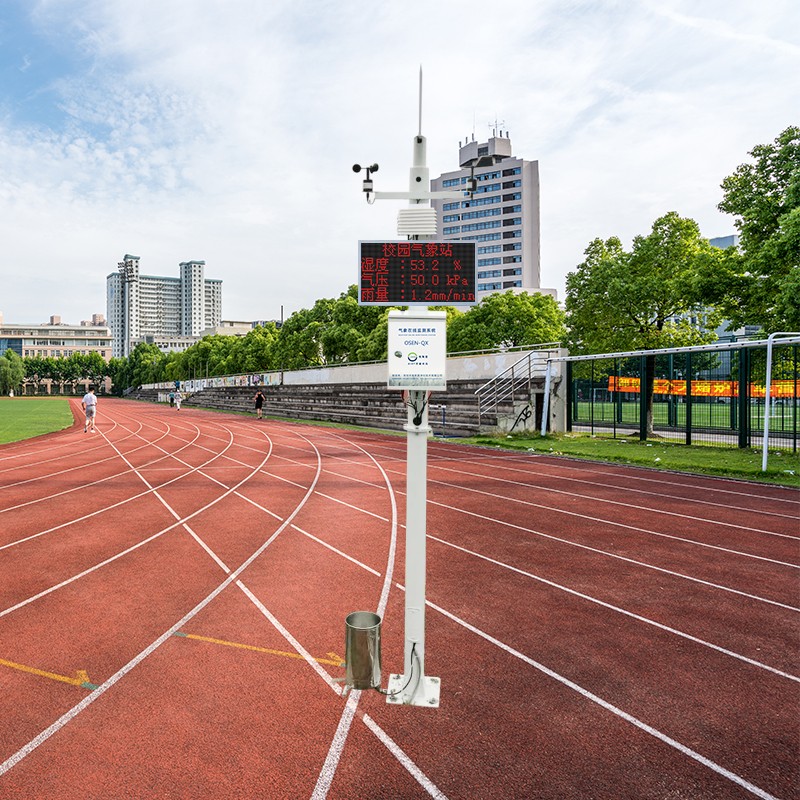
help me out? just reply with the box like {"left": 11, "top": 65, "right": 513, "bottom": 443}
{"left": 431, "top": 133, "right": 543, "bottom": 298}
{"left": 107, "top": 255, "right": 222, "bottom": 357}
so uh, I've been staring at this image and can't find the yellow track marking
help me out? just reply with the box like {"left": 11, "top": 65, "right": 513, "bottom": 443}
{"left": 0, "top": 658, "right": 97, "bottom": 689}
{"left": 176, "top": 633, "right": 343, "bottom": 667}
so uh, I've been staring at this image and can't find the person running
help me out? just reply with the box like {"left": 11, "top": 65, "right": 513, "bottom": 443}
{"left": 254, "top": 388, "right": 265, "bottom": 420}
{"left": 81, "top": 386, "right": 98, "bottom": 433}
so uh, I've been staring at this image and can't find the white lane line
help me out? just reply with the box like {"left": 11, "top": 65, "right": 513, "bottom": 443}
{"left": 175, "top": 430, "right": 443, "bottom": 798}
{"left": 427, "top": 454, "right": 800, "bottom": 522}
{"left": 416, "top": 473, "right": 800, "bottom": 564}
{"left": 346, "top": 436, "right": 799, "bottom": 507}
{"left": 0, "top": 425, "right": 232, "bottom": 554}
{"left": 0, "top": 428, "right": 316, "bottom": 778}
{"left": 0, "top": 428, "right": 269, "bottom": 618}
{"left": 168, "top": 427, "right": 442, "bottom": 796}
{"left": 0, "top": 421, "right": 202, "bottom": 513}
{"left": 420, "top": 591, "right": 780, "bottom": 800}
{"left": 362, "top": 714, "right": 449, "bottom": 800}
{"left": 292, "top": 525, "right": 382, "bottom": 577}
{"left": 425, "top": 498, "right": 800, "bottom": 612}
{"left": 309, "top": 431, "right": 400, "bottom": 800}
{"left": 295, "top": 468, "right": 799, "bottom": 612}
{"left": 311, "top": 692, "right": 362, "bottom": 800}
{"left": 430, "top": 463, "right": 800, "bottom": 539}
{"left": 428, "top": 534, "right": 799, "bottom": 683}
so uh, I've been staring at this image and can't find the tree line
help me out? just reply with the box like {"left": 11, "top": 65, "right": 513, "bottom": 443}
{"left": 2, "top": 126, "right": 796, "bottom": 399}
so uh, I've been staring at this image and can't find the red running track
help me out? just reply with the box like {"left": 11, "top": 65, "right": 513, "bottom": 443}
{"left": 0, "top": 398, "right": 797, "bottom": 799}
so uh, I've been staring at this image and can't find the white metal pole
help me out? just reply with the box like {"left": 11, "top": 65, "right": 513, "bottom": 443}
{"left": 762, "top": 333, "right": 776, "bottom": 472}
{"left": 761, "top": 332, "right": 800, "bottom": 471}
{"left": 541, "top": 359, "right": 553, "bottom": 437}
{"left": 402, "top": 389, "right": 434, "bottom": 704}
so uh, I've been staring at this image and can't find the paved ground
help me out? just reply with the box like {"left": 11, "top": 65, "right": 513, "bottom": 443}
{"left": 0, "top": 398, "right": 797, "bottom": 799}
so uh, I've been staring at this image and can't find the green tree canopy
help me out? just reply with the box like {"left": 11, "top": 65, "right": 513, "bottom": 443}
{"left": 718, "top": 126, "right": 800, "bottom": 331}
{"left": 565, "top": 213, "right": 724, "bottom": 354}
{"left": 447, "top": 291, "right": 566, "bottom": 353}
{"left": 0, "top": 350, "right": 25, "bottom": 394}
{"left": 565, "top": 212, "right": 726, "bottom": 435}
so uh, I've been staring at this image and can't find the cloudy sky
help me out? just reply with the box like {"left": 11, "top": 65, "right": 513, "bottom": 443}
{"left": 0, "top": 0, "right": 798, "bottom": 326}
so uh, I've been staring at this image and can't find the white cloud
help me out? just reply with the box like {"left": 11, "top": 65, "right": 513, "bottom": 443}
{"left": 0, "top": 0, "right": 798, "bottom": 325}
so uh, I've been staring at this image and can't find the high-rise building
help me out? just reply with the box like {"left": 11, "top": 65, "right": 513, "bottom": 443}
{"left": 431, "top": 133, "right": 542, "bottom": 298}
{"left": 107, "top": 255, "right": 222, "bottom": 357}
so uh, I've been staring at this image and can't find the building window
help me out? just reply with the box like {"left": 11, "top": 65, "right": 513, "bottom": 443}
{"left": 461, "top": 220, "right": 501, "bottom": 232}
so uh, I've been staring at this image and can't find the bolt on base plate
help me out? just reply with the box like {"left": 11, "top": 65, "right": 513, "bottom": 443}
{"left": 386, "top": 674, "right": 441, "bottom": 707}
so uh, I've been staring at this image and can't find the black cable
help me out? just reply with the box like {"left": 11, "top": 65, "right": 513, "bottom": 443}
{"left": 406, "top": 395, "right": 428, "bottom": 427}
{"left": 375, "top": 643, "right": 417, "bottom": 697}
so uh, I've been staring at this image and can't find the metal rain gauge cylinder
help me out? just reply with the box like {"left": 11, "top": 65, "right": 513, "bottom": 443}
{"left": 344, "top": 611, "right": 382, "bottom": 691}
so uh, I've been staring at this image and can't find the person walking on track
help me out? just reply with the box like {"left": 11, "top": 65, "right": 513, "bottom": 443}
{"left": 254, "top": 388, "right": 265, "bottom": 420}
{"left": 81, "top": 386, "right": 98, "bottom": 433}
{"left": 175, "top": 390, "right": 182, "bottom": 410}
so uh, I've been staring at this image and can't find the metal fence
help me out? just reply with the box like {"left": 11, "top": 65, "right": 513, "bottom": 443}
{"left": 565, "top": 338, "right": 799, "bottom": 452}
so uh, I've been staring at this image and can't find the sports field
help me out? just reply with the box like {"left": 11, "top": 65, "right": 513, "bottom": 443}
{"left": 0, "top": 397, "right": 75, "bottom": 444}
{"left": 0, "top": 398, "right": 797, "bottom": 799}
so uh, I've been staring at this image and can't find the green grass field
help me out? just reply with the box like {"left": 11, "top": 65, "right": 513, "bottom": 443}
{"left": 0, "top": 397, "right": 76, "bottom": 444}
{"left": 573, "top": 399, "right": 798, "bottom": 433}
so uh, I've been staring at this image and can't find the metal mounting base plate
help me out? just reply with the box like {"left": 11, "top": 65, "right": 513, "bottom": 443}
{"left": 386, "top": 673, "right": 441, "bottom": 707}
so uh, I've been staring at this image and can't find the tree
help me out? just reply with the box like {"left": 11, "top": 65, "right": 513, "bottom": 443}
{"left": 718, "top": 126, "right": 800, "bottom": 331}
{"left": 565, "top": 212, "right": 725, "bottom": 436}
{"left": 448, "top": 291, "right": 566, "bottom": 353}
{"left": 0, "top": 350, "right": 25, "bottom": 395}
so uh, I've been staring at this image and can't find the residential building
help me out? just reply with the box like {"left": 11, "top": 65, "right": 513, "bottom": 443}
{"left": 431, "top": 132, "right": 549, "bottom": 299}
{"left": 107, "top": 255, "right": 222, "bottom": 357}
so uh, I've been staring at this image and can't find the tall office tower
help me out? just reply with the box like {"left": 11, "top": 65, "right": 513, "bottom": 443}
{"left": 430, "top": 133, "right": 541, "bottom": 298}
{"left": 107, "top": 256, "right": 223, "bottom": 357}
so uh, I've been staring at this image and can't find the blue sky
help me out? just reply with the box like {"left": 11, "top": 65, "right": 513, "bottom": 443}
{"left": 0, "top": 0, "right": 798, "bottom": 326}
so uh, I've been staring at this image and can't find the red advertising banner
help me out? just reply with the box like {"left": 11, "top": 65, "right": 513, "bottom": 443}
{"left": 607, "top": 376, "right": 799, "bottom": 399}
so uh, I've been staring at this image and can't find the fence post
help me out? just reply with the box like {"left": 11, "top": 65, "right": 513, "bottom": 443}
{"left": 738, "top": 347, "right": 749, "bottom": 449}
{"left": 566, "top": 361, "right": 573, "bottom": 432}
{"left": 639, "top": 355, "right": 647, "bottom": 441}
{"left": 685, "top": 352, "right": 692, "bottom": 446}
{"left": 794, "top": 345, "right": 798, "bottom": 454}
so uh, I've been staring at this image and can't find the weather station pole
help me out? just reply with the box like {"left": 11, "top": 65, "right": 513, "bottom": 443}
{"left": 352, "top": 69, "right": 476, "bottom": 707}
